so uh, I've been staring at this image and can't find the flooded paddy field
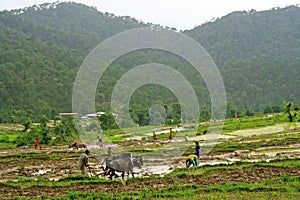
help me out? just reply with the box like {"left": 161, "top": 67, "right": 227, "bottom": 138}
{"left": 0, "top": 123, "right": 299, "bottom": 199}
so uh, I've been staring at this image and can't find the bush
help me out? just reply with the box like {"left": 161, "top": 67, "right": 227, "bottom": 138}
{"left": 15, "top": 127, "right": 38, "bottom": 147}
{"left": 0, "top": 135, "right": 9, "bottom": 143}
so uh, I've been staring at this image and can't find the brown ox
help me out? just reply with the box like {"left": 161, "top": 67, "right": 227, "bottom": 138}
{"left": 69, "top": 142, "right": 87, "bottom": 150}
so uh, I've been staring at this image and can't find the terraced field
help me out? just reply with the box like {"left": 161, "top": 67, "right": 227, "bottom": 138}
{"left": 0, "top": 118, "right": 299, "bottom": 199}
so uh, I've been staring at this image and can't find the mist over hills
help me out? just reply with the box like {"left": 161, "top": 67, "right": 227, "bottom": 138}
{"left": 0, "top": 2, "right": 299, "bottom": 122}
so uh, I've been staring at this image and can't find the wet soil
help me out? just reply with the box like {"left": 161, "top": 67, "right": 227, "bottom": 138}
{"left": 0, "top": 145, "right": 299, "bottom": 199}
{"left": 0, "top": 165, "right": 299, "bottom": 199}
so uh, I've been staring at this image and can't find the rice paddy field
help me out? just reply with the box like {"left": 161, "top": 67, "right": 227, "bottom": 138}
{"left": 0, "top": 113, "right": 299, "bottom": 199}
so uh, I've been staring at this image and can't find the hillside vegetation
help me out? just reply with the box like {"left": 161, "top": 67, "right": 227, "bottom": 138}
{"left": 185, "top": 6, "right": 300, "bottom": 112}
{"left": 0, "top": 2, "right": 299, "bottom": 122}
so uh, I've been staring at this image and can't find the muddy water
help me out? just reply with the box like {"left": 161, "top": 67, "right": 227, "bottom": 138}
{"left": 0, "top": 144, "right": 299, "bottom": 182}
{"left": 0, "top": 123, "right": 299, "bottom": 182}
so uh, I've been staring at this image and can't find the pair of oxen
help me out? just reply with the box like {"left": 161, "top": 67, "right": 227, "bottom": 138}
{"left": 69, "top": 142, "right": 143, "bottom": 180}
{"left": 100, "top": 153, "right": 143, "bottom": 180}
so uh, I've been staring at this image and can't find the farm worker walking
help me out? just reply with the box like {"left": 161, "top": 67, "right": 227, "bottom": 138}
{"left": 97, "top": 136, "right": 103, "bottom": 149}
{"left": 35, "top": 137, "right": 39, "bottom": 149}
{"left": 153, "top": 132, "right": 157, "bottom": 140}
{"left": 107, "top": 146, "right": 112, "bottom": 156}
{"left": 169, "top": 128, "right": 173, "bottom": 140}
{"left": 185, "top": 155, "right": 199, "bottom": 168}
{"left": 195, "top": 141, "right": 200, "bottom": 158}
{"left": 79, "top": 149, "right": 90, "bottom": 174}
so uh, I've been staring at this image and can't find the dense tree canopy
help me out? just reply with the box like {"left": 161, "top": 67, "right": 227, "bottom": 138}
{"left": 185, "top": 6, "right": 300, "bottom": 112}
{"left": 0, "top": 2, "right": 299, "bottom": 124}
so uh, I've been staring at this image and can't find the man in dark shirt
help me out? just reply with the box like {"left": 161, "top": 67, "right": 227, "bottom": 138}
{"left": 79, "top": 149, "right": 90, "bottom": 174}
{"left": 195, "top": 141, "right": 200, "bottom": 158}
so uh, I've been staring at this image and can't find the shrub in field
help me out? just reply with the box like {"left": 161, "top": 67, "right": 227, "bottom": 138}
{"left": 15, "top": 127, "right": 37, "bottom": 147}
{"left": 52, "top": 116, "right": 80, "bottom": 144}
{"left": 0, "top": 135, "right": 9, "bottom": 143}
{"left": 284, "top": 102, "right": 297, "bottom": 122}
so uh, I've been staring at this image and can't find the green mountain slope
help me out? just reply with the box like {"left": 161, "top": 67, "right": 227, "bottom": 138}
{"left": 185, "top": 6, "right": 300, "bottom": 112}
{"left": 0, "top": 2, "right": 299, "bottom": 123}
{"left": 0, "top": 20, "right": 83, "bottom": 122}
{"left": 14, "top": 2, "right": 149, "bottom": 52}
{"left": 0, "top": 2, "right": 150, "bottom": 122}
{"left": 0, "top": 10, "right": 96, "bottom": 53}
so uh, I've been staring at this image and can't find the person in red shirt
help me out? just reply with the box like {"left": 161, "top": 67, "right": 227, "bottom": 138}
{"left": 35, "top": 137, "right": 39, "bottom": 149}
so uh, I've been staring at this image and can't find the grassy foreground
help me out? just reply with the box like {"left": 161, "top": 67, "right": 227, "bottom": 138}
{"left": 2, "top": 158, "right": 299, "bottom": 200}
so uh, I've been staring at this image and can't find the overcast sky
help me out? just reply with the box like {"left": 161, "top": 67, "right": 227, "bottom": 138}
{"left": 1, "top": 0, "right": 299, "bottom": 30}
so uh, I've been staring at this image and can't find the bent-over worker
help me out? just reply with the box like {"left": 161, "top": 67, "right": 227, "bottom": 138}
{"left": 185, "top": 154, "right": 199, "bottom": 168}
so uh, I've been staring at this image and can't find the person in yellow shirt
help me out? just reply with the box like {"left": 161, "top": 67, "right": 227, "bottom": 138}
{"left": 185, "top": 154, "right": 199, "bottom": 168}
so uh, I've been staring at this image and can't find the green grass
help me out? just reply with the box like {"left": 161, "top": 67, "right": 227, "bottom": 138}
{"left": 210, "top": 127, "right": 300, "bottom": 154}
{"left": 0, "top": 142, "right": 17, "bottom": 149}
{"left": 209, "top": 113, "right": 297, "bottom": 133}
{"left": 0, "top": 132, "right": 21, "bottom": 143}
{"left": 19, "top": 173, "right": 299, "bottom": 200}
{"left": 100, "top": 113, "right": 294, "bottom": 142}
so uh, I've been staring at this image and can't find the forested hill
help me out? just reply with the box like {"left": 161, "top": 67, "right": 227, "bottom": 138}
{"left": 185, "top": 6, "right": 300, "bottom": 113}
{"left": 0, "top": 2, "right": 299, "bottom": 123}
{"left": 0, "top": 2, "right": 148, "bottom": 122}
{"left": 185, "top": 6, "right": 300, "bottom": 65}
{"left": 5, "top": 2, "right": 150, "bottom": 53}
